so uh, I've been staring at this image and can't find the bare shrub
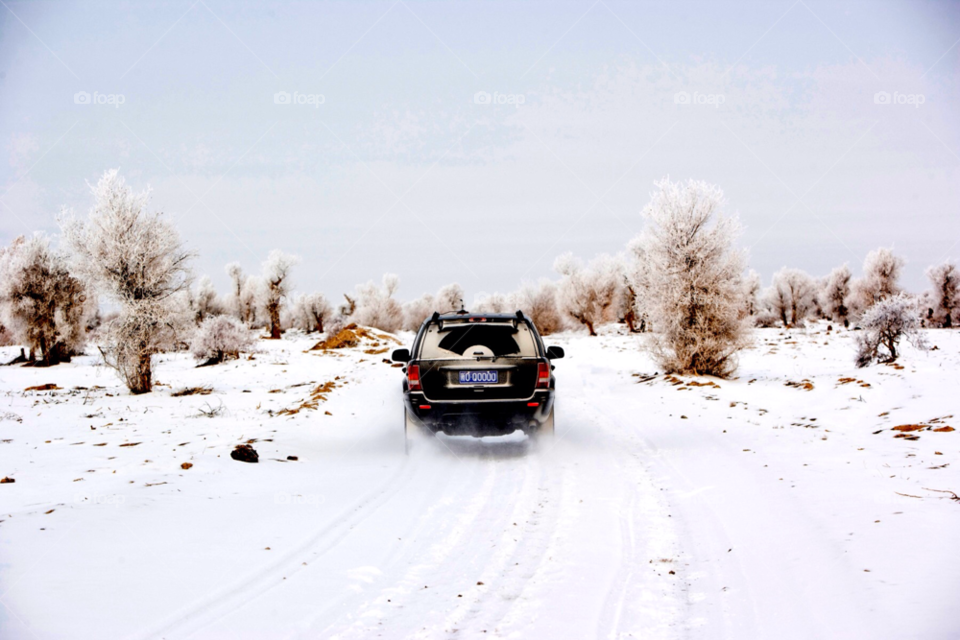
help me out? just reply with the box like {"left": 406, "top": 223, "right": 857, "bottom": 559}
{"left": 924, "top": 261, "right": 958, "bottom": 328}
{"left": 855, "top": 295, "right": 927, "bottom": 367}
{"left": 633, "top": 178, "right": 749, "bottom": 377}
{"left": 190, "top": 315, "right": 255, "bottom": 365}
{"left": 0, "top": 234, "right": 92, "bottom": 365}
{"left": 62, "top": 169, "right": 192, "bottom": 393}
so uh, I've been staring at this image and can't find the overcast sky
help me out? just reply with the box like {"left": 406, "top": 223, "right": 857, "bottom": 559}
{"left": 1, "top": 0, "right": 958, "bottom": 302}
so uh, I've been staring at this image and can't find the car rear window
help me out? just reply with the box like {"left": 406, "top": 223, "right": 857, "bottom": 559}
{"left": 418, "top": 322, "right": 538, "bottom": 359}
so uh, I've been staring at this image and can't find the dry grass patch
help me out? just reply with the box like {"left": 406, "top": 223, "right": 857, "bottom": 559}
{"left": 276, "top": 380, "right": 340, "bottom": 416}
{"left": 24, "top": 383, "right": 59, "bottom": 391}
{"left": 171, "top": 386, "right": 212, "bottom": 397}
{"left": 310, "top": 324, "right": 401, "bottom": 351}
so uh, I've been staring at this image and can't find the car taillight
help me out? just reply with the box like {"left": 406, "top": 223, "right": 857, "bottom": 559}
{"left": 407, "top": 364, "right": 422, "bottom": 391}
{"left": 536, "top": 361, "right": 550, "bottom": 389}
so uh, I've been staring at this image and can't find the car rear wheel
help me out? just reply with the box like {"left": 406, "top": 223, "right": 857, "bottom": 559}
{"left": 536, "top": 407, "right": 555, "bottom": 439}
{"left": 404, "top": 409, "right": 420, "bottom": 454}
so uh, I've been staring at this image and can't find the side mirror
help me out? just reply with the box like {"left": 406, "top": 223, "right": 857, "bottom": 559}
{"left": 546, "top": 346, "right": 564, "bottom": 360}
{"left": 391, "top": 348, "right": 410, "bottom": 362}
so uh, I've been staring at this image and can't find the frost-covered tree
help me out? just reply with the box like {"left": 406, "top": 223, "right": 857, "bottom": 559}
{"left": 924, "top": 261, "right": 958, "bottom": 328}
{"left": 473, "top": 292, "right": 510, "bottom": 314}
{"left": 259, "top": 251, "right": 299, "bottom": 339}
{"left": 855, "top": 295, "right": 927, "bottom": 367}
{"left": 623, "top": 243, "right": 652, "bottom": 332}
{"left": 0, "top": 234, "right": 92, "bottom": 365}
{"left": 190, "top": 315, "right": 255, "bottom": 365}
{"left": 554, "top": 253, "right": 621, "bottom": 336}
{"left": 742, "top": 270, "right": 762, "bottom": 319}
{"left": 436, "top": 283, "right": 464, "bottom": 314}
{"left": 350, "top": 273, "right": 403, "bottom": 333}
{"left": 224, "top": 262, "right": 244, "bottom": 319}
{"left": 291, "top": 292, "right": 332, "bottom": 333}
{"left": 239, "top": 275, "right": 262, "bottom": 327}
{"left": 633, "top": 178, "right": 749, "bottom": 377}
{"left": 851, "top": 247, "right": 904, "bottom": 314}
{"left": 769, "top": 268, "right": 816, "bottom": 327}
{"left": 514, "top": 279, "right": 563, "bottom": 335}
{"left": 193, "top": 276, "right": 221, "bottom": 324}
{"left": 819, "top": 264, "right": 852, "bottom": 327}
{"left": 617, "top": 278, "right": 643, "bottom": 332}
{"left": 401, "top": 283, "right": 465, "bottom": 331}
{"left": 402, "top": 293, "right": 435, "bottom": 331}
{"left": 62, "top": 169, "right": 192, "bottom": 393}
{"left": 0, "top": 323, "right": 12, "bottom": 347}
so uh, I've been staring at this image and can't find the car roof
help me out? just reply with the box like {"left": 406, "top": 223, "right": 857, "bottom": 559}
{"left": 430, "top": 310, "right": 525, "bottom": 322}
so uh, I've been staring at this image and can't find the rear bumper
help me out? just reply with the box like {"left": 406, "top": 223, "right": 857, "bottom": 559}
{"left": 404, "top": 391, "right": 554, "bottom": 436}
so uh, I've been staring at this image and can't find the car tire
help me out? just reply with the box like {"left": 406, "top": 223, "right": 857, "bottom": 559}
{"left": 537, "top": 407, "right": 555, "bottom": 439}
{"left": 404, "top": 409, "right": 419, "bottom": 454}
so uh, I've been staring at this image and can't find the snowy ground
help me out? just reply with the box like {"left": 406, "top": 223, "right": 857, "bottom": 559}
{"left": 1, "top": 323, "right": 958, "bottom": 639}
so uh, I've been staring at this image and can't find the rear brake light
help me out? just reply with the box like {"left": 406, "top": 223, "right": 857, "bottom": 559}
{"left": 536, "top": 361, "right": 550, "bottom": 389}
{"left": 408, "top": 364, "right": 421, "bottom": 391}
{"left": 527, "top": 402, "right": 539, "bottom": 407}
{"left": 419, "top": 404, "right": 431, "bottom": 410}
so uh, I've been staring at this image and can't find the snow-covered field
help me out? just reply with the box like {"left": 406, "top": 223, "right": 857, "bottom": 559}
{"left": 1, "top": 324, "right": 958, "bottom": 639}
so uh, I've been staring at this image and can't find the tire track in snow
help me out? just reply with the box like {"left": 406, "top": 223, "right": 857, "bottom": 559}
{"left": 298, "top": 440, "right": 493, "bottom": 637}
{"left": 417, "top": 442, "right": 559, "bottom": 637}
{"left": 485, "top": 364, "right": 635, "bottom": 638}
{"left": 322, "top": 440, "right": 516, "bottom": 639}
{"left": 590, "top": 410, "right": 685, "bottom": 640}
{"left": 141, "top": 450, "right": 431, "bottom": 639}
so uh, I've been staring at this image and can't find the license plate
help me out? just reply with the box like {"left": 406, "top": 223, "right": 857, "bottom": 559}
{"left": 458, "top": 370, "right": 498, "bottom": 384}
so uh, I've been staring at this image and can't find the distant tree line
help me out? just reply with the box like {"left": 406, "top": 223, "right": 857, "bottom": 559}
{"left": 1, "top": 170, "right": 955, "bottom": 390}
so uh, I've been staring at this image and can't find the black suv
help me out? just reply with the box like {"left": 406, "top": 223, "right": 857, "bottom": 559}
{"left": 391, "top": 310, "right": 564, "bottom": 446}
